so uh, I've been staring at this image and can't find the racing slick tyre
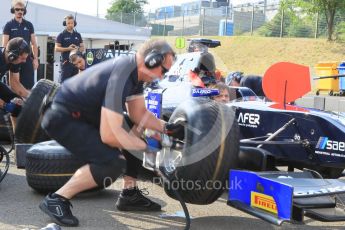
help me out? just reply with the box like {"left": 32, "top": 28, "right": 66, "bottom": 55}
{"left": 161, "top": 98, "right": 240, "bottom": 205}
{"left": 25, "top": 141, "right": 85, "bottom": 193}
{"left": 15, "top": 79, "right": 59, "bottom": 143}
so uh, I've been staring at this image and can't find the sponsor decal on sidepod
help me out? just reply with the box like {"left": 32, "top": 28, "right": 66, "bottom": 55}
{"left": 237, "top": 112, "right": 260, "bottom": 128}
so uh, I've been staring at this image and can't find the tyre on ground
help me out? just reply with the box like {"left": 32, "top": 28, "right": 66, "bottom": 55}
{"left": 25, "top": 141, "right": 85, "bottom": 193}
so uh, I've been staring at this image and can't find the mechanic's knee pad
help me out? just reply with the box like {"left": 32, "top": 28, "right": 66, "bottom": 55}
{"left": 90, "top": 158, "right": 126, "bottom": 187}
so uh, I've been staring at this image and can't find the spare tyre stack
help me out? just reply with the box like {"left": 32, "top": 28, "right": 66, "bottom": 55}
{"left": 13, "top": 79, "right": 66, "bottom": 193}
{"left": 25, "top": 141, "right": 85, "bottom": 193}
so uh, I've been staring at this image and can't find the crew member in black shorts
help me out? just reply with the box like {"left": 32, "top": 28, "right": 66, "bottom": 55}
{"left": 0, "top": 37, "right": 31, "bottom": 120}
{"left": 39, "top": 39, "right": 184, "bottom": 227}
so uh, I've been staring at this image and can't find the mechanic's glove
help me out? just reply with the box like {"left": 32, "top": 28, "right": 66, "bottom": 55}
{"left": 145, "top": 137, "right": 162, "bottom": 153}
{"left": 164, "top": 122, "right": 185, "bottom": 140}
{"left": 144, "top": 129, "right": 162, "bottom": 152}
{"left": 4, "top": 102, "right": 21, "bottom": 117}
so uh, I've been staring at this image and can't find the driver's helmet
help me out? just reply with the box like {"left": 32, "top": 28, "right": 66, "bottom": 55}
{"left": 226, "top": 71, "right": 244, "bottom": 86}
{"left": 196, "top": 52, "right": 216, "bottom": 73}
{"left": 197, "top": 52, "right": 216, "bottom": 86}
{"left": 188, "top": 42, "right": 209, "bottom": 53}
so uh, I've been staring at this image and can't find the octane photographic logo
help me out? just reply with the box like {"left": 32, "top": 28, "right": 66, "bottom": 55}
{"left": 103, "top": 175, "right": 243, "bottom": 192}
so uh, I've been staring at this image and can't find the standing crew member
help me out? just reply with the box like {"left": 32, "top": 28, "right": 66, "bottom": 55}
{"left": 55, "top": 14, "right": 84, "bottom": 82}
{"left": 39, "top": 39, "right": 184, "bottom": 226}
{"left": 2, "top": 0, "right": 39, "bottom": 90}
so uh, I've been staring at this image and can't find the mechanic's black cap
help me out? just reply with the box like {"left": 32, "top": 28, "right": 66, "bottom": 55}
{"left": 226, "top": 71, "right": 244, "bottom": 86}
{"left": 7, "top": 37, "right": 30, "bottom": 55}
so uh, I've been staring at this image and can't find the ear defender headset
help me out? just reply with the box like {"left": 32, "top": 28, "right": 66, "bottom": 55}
{"left": 10, "top": 1, "right": 27, "bottom": 15}
{"left": 7, "top": 38, "right": 30, "bottom": 62}
{"left": 63, "top": 14, "right": 77, "bottom": 27}
{"left": 144, "top": 50, "right": 165, "bottom": 69}
{"left": 144, "top": 43, "right": 174, "bottom": 69}
{"left": 10, "top": 6, "right": 27, "bottom": 15}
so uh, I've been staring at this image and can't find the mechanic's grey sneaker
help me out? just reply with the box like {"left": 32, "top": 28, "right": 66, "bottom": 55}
{"left": 40, "top": 223, "right": 62, "bottom": 230}
{"left": 116, "top": 187, "right": 161, "bottom": 211}
{"left": 39, "top": 193, "right": 79, "bottom": 227}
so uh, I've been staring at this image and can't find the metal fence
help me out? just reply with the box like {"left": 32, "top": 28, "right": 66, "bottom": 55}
{"left": 107, "top": 3, "right": 345, "bottom": 40}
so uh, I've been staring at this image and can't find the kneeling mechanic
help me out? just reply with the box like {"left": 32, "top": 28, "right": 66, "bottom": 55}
{"left": 39, "top": 39, "right": 184, "bottom": 226}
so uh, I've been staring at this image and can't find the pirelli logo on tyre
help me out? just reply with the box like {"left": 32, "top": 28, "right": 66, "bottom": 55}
{"left": 250, "top": 191, "right": 278, "bottom": 214}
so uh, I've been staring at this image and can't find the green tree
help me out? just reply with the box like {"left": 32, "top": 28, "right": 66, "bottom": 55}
{"left": 257, "top": 9, "right": 292, "bottom": 37}
{"left": 106, "top": 0, "right": 147, "bottom": 26}
{"left": 294, "top": 0, "right": 345, "bottom": 41}
{"left": 258, "top": 1, "right": 314, "bottom": 38}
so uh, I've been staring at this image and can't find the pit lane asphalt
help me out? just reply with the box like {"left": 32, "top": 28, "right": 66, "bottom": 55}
{"left": 1, "top": 149, "right": 345, "bottom": 230}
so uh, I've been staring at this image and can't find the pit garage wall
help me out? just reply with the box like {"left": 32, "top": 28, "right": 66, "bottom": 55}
{"left": 50, "top": 38, "right": 143, "bottom": 82}
{"left": 1, "top": 33, "right": 143, "bottom": 83}
{"left": 0, "top": 1, "right": 150, "bottom": 82}
{"left": 296, "top": 96, "right": 345, "bottom": 112}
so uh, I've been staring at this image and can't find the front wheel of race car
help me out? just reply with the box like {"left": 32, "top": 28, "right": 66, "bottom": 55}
{"left": 160, "top": 98, "right": 240, "bottom": 205}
